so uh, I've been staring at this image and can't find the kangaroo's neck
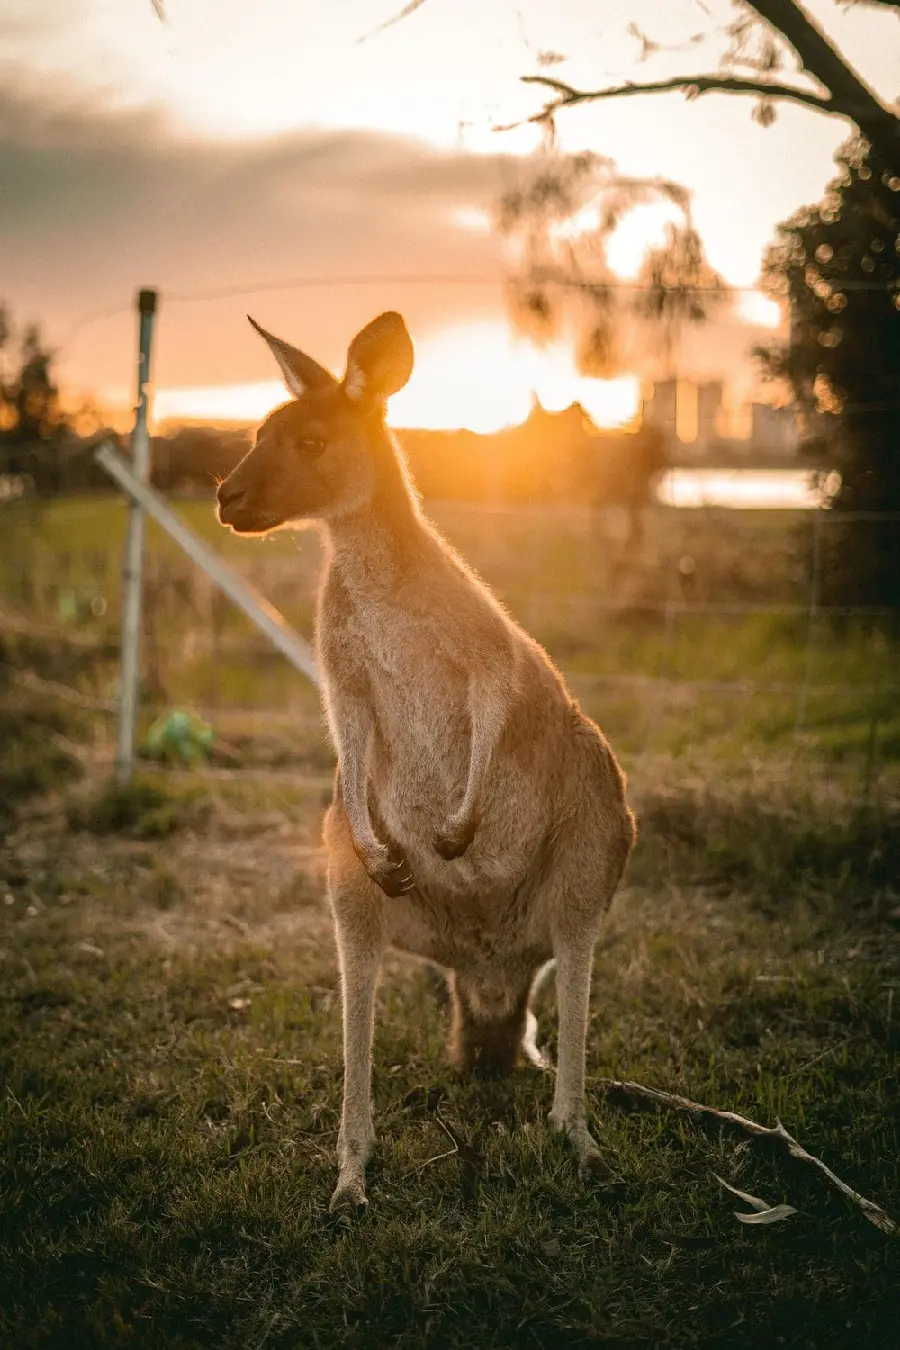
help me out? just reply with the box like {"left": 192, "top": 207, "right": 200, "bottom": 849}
{"left": 324, "top": 435, "right": 427, "bottom": 598}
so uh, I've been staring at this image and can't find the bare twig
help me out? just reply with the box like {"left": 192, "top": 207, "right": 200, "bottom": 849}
{"left": 405, "top": 1111, "right": 459, "bottom": 1176}
{"left": 596, "top": 1078, "right": 896, "bottom": 1234}
{"left": 790, "top": 1035, "right": 854, "bottom": 1078}
{"left": 357, "top": 0, "right": 429, "bottom": 44}
{"left": 515, "top": 4, "right": 899, "bottom": 169}
{"left": 0, "top": 607, "right": 109, "bottom": 647}
{"left": 521, "top": 72, "right": 833, "bottom": 124}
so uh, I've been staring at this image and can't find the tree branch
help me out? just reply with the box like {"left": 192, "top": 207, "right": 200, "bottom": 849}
{"left": 520, "top": 4, "right": 899, "bottom": 170}
{"left": 744, "top": 0, "right": 900, "bottom": 160}
{"left": 596, "top": 1078, "right": 897, "bottom": 1235}
{"left": 521, "top": 71, "right": 834, "bottom": 122}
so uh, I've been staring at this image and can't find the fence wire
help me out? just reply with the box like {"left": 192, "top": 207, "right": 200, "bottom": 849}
{"left": 2, "top": 277, "right": 899, "bottom": 807}
{"left": 2, "top": 499, "right": 898, "bottom": 798}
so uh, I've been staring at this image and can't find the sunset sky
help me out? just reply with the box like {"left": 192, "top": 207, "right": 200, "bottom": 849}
{"left": 2, "top": 0, "right": 897, "bottom": 431}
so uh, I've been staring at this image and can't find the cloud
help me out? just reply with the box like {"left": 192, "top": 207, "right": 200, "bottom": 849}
{"left": 0, "top": 12, "right": 64, "bottom": 42}
{"left": 0, "top": 70, "right": 786, "bottom": 409}
{"left": 0, "top": 74, "right": 515, "bottom": 394}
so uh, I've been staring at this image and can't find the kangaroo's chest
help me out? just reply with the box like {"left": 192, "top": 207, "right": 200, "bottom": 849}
{"left": 339, "top": 596, "right": 469, "bottom": 770}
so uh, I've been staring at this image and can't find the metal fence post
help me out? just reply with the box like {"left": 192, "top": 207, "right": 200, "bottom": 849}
{"left": 115, "top": 288, "right": 157, "bottom": 785}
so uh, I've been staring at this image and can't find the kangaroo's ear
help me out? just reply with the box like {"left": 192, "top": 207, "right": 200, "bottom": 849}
{"left": 248, "top": 316, "right": 337, "bottom": 398}
{"left": 343, "top": 312, "right": 414, "bottom": 406}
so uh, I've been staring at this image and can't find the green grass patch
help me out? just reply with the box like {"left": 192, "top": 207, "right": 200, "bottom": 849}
{"left": 0, "top": 709, "right": 82, "bottom": 828}
{"left": 0, "top": 629, "right": 94, "bottom": 828}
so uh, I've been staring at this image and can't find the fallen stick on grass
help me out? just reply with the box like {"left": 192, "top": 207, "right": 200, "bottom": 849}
{"left": 594, "top": 1078, "right": 896, "bottom": 1235}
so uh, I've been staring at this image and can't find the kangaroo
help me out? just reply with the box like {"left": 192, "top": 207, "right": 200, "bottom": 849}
{"left": 216, "top": 311, "right": 636, "bottom": 1213}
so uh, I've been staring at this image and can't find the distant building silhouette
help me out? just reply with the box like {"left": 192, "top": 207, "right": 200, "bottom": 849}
{"left": 643, "top": 379, "right": 677, "bottom": 439}
{"left": 643, "top": 377, "right": 797, "bottom": 464}
{"left": 696, "top": 381, "right": 724, "bottom": 451}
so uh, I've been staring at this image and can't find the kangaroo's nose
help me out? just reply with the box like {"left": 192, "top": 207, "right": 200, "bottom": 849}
{"left": 217, "top": 480, "right": 243, "bottom": 510}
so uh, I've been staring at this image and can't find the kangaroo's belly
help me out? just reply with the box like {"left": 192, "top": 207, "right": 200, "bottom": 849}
{"left": 383, "top": 875, "right": 554, "bottom": 972}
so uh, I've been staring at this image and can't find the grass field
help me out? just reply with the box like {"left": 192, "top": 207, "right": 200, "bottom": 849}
{"left": 1, "top": 496, "right": 899, "bottom": 1347}
{"left": 2, "top": 493, "right": 899, "bottom": 772}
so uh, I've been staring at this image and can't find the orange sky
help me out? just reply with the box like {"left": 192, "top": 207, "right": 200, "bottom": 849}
{"left": 1, "top": 0, "right": 897, "bottom": 431}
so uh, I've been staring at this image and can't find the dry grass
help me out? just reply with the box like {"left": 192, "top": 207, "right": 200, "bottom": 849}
{"left": 2, "top": 738, "right": 899, "bottom": 1348}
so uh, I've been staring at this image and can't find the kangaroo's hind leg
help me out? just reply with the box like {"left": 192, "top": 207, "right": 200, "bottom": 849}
{"left": 325, "top": 802, "right": 387, "bottom": 1214}
{"left": 545, "top": 801, "right": 635, "bottom": 1175}
{"left": 547, "top": 934, "right": 608, "bottom": 1173}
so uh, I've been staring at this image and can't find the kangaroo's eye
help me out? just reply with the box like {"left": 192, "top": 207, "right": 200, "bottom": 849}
{"left": 299, "top": 434, "right": 326, "bottom": 455}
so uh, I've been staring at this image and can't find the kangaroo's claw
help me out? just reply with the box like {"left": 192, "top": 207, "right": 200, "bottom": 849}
{"left": 373, "top": 851, "right": 415, "bottom": 897}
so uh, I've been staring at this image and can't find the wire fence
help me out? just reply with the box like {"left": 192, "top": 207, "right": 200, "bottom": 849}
{"left": 2, "top": 278, "right": 899, "bottom": 804}
{"left": 2, "top": 495, "right": 898, "bottom": 792}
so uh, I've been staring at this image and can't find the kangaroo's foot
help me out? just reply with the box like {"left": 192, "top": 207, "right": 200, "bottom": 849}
{"left": 329, "top": 1136, "right": 373, "bottom": 1216}
{"left": 548, "top": 1105, "right": 611, "bottom": 1180}
{"left": 328, "top": 1168, "right": 368, "bottom": 1216}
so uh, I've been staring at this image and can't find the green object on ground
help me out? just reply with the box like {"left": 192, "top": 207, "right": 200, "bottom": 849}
{"left": 145, "top": 707, "right": 214, "bottom": 765}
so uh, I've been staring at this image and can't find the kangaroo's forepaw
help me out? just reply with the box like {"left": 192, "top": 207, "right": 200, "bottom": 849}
{"left": 376, "top": 854, "right": 415, "bottom": 897}
{"left": 433, "top": 814, "right": 479, "bottom": 861}
{"left": 355, "top": 839, "right": 415, "bottom": 897}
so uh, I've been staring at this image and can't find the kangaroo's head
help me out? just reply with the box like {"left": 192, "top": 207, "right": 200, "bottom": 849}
{"left": 216, "top": 312, "right": 414, "bottom": 535}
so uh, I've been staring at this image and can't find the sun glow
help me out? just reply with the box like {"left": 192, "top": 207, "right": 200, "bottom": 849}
{"left": 389, "top": 322, "right": 641, "bottom": 432}
{"left": 736, "top": 291, "right": 783, "bottom": 329}
{"left": 155, "top": 380, "right": 289, "bottom": 425}
{"left": 154, "top": 321, "right": 642, "bottom": 435}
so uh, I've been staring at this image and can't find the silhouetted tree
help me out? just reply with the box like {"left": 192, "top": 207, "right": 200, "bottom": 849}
{"left": 759, "top": 141, "right": 900, "bottom": 609}
{"left": 0, "top": 306, "right": 71, "bottom": 482}
{"left": 8, "top": 329, "right": 66, "bottom": 443}
{"left": 497, "top": 150, "right": 726, "bottom": 383}
{"left": 369, "top": 0, "right": 898, "bottom": 540}
{"left": 0, "top": 306, "right": 110, "bottom": 496}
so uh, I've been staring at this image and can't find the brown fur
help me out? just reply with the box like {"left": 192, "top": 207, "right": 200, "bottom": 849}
{"left": 217, "top": 312, "right": 636, "bottom": 1212}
